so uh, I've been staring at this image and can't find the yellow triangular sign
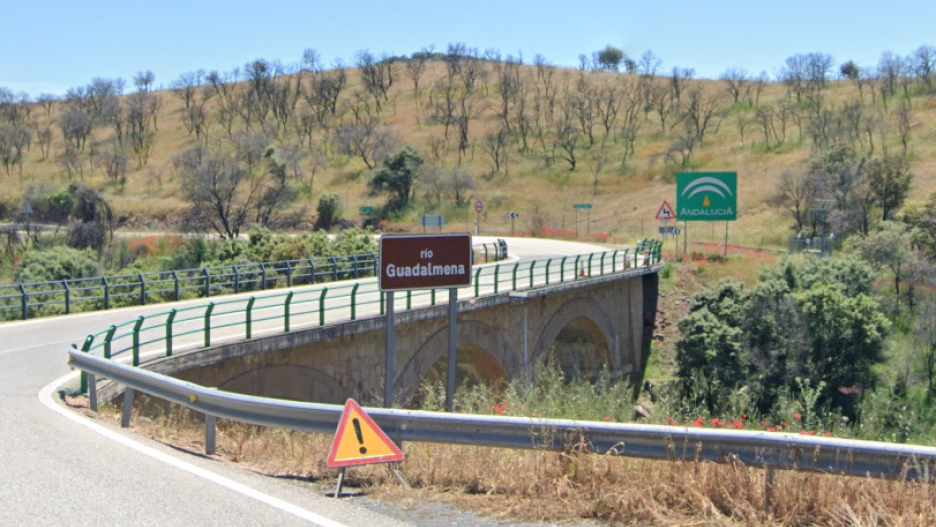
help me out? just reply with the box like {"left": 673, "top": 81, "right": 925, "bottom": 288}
{"left": 327, "top": 399, "right": 404, "bottom": 468}
{"left": 703, "top": 196, "right": 711, "bottom": 207}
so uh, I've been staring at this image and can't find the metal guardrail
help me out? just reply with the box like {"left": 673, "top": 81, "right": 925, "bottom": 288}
{"left": 0, "top": 240, "right": 509, "bottom": 321}
{"left": 68, "top": 348, "right": 936, "bottom": 482}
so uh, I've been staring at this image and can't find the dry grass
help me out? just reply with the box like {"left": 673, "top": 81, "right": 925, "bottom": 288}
{"left": 74, "top": 395, "right": 936, "bottom": 526}
{"left": 5, "top": 61, "right": 936, "bottom": 246}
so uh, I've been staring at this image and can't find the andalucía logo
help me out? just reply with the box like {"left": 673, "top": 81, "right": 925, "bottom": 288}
{"left": 676, "top": 172, "right": 737, "bottom": 222}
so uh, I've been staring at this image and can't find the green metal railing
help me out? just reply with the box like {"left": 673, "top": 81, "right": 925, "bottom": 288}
{"left": 77, "top": 243, "right": 663, "bottom": 394}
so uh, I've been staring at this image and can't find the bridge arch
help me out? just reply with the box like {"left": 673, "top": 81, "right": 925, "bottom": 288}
{"left": 218, "top": 365, "right": 351, "bottom": 404}
{"left": 532, "top": 297, "right": 618, "bottom": 381}
{"left": 396, "top": 319, "right": 517, "bottom": 402}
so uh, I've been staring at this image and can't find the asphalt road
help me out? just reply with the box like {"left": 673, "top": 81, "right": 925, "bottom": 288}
{"left": 0, "top": 237, "right": 608, "bottom": 526}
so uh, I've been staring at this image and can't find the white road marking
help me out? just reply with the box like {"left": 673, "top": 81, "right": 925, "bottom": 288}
{"left": 38, "top": 372, "right": 348, "bottom": 527}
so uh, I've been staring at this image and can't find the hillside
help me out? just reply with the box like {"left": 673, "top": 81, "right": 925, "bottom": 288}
{"left": 2, "top": 51, "right": 936, "bottom": 248}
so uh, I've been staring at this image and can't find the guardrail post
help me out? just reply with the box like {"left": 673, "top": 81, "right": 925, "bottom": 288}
{"left": 205, "top": 415, "right": 217, "bottom": 456}
{"left": 431, "top": 289, "right": 436, "bottom": 306}
{"left": 173, "top": 271, "right": 180, "bottom": 301}
{"left": 600, "top": 253, "right": 606, "bottom": 275}
{"left": 529, "top": 261, "right": 536, "bottom": 288}
{"left": 475, "top": 267, "right": 482, "bottom": 297}
{"left": 545, "top": 259, "right": 552, "bottom": 285}
{"left": 203, "top": 268, "right": 210, "bottom": 298}
{"left": 233, "top": 266, "right": 240, "bottom": 294}
{"left": 121, "top": 388, "right": 134, "bottom": 428}
{"left": 260, "top": 263, "right": 267, "bottom": 290}
{"left": 139, "top": 274, "right": 146, "bottom": 306}
{"left": 246, "top": 297, "right": 256, "bottom": 339}
{"left": 308, "top": 259, "right": 316, "bottom": 284}
{"left": 380, "top": 291, "right": 385, "bottom": 315}
{"left": 79, "top": 335, "right": 94, "bottom": 395}
{"left": 406, "top": 291, "right": 412, "bottom": 310}
{"left": 204, "top": 303, "right": 214, "bottom": 347}
{"left": 331, "top": 257, "right": 339, "bottom": 281}
{"left": 132, "top": 316, "right": 144, "bottom": 366}
{"left": 494, "top": 265, "right": 500, "bottom": 294}
{"left": 350, "top": 284, "right": 359, "bottom": 320}
{"left": 284, "top": 292, "right": 293, "bottom": 332}
{"left": 560, "top": 257, "right": 568, "bottom": 283}
{"left": 63, "top": 281, "right": 71, "bottom": 315}
{"left": 372, "top": 254, "right": 378, "bottom": 277}
{"left": 612, "top": 250, "right": 618, "bottom": 273}
{"left": 512, "top": 263, "right": 519, "bottom": 291}
{"left": 623, "top": 249, "right": 630, "bottom": 268}
{"left": 19, "top": 284, "right": 28, "bottom": 320}
{"left": 286, "top": 262, "right": 293, "bottom": 288}
{"left": 166, "top": 310, "right": 176, "bottom": 356}
{"left": 104, "top": 325, "right": 117, "bottom": 359}
{"left": 103, "top": 277, "right": 110, "bottom": 310}
{"left": 319, "top": 288, "right": 328, "bottom": 326}
{"left": 351, "top": 255, "right": 360, "bottom": 279}
{"left": 764, "top": 465, "right": 776, "bottom": 515}
{"left": 575, "top": 255, "right": 583, "bottom": 278}
{"left": 587, "top": 254, "right": 594, "bottom": 277}
{"left": 484, "top": 244, "right": 489, "bottom": 262}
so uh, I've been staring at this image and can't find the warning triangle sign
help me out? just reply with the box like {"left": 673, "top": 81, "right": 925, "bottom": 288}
{"left": 327, "top": 399, "right": 404, "bottom": 468}
{"left": 656, "top": 201, "right": 677, "bottom": 221}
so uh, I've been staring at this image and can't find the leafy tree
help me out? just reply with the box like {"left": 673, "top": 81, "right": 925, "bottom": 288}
{"left": 677, "top": 257, "right": 888, "bottom": 415}
{"left": 315, "top": 193, "right": 341, "bottom": 230}
{"left": 867, "top": 155, "right": 913, "bottom": 222}
{"left": 596, "top": 46, "right": 624, "bottom": 72}
{"left": 369, "top": 146, "right": 424, "bottom": 212}
{"left": 850, "top": 221, "right": 930, "bottom": 307}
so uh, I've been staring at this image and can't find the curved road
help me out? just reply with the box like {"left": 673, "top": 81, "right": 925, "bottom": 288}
{"left": 0, "top": 237, "right": 610, "bottom": 526}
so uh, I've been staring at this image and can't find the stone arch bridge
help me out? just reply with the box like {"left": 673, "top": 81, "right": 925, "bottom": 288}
{"left": 143, "top": 266, "right": 661, "bottom": 405}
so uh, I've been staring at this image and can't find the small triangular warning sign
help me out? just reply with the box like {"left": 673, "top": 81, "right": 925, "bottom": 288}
{"left": 327, "top": 399, "right": 404, "bottom": 468}
{"left": 656, "top": 201, "right": 677, "bottom": 221}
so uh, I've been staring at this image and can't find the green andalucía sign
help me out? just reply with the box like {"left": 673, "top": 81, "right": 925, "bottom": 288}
{"left": 676, "top": 172, "right": 737, "bottom": 222}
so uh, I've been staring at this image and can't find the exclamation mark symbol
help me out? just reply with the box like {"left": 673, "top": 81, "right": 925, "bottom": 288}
{"left": 352, "top": 418, "right": 367, "bottom": 455}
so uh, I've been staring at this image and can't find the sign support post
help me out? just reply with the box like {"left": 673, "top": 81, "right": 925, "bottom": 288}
{"left": 379, "top": 234, "right": 473, "bottom": 412}
{"left": 725, "top": 221, "right": 729, "bottom": 258}
{"left": 676, "top": 172, "right": 737, "bottom": 259}
{"left": 384, "top": 291, "right": 395, "bottom": 408}
{"left": 446, "top": 288, "right": 458, "bottom": 412}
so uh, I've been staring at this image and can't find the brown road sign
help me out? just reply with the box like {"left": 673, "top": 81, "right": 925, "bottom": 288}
{"left": 379, "top": 234, "right": 473, "bottom": 291}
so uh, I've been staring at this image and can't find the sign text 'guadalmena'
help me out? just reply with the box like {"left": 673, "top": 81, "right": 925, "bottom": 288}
{"left": 379, "top": 234, "right": 473, "bottom": 291}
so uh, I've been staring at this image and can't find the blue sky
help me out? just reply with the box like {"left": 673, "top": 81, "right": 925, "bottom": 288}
{"left": 2, "top": 0, "right": 935, "bottom": 96}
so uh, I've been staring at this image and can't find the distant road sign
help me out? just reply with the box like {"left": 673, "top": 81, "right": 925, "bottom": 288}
{"left": 676, "top": 172, "right": 737, "bottom": 222}
{"left": 573, "top": 203, "right": 593, "bottom": 210}
{"left": 656, "top": 201, "right": 676, "bottom": 221}
{"left": 659, "top": 226, "right": 680, "bottom": 235}
{"left": 420, "top": 215, "right": 445, "bottom": 232}
{"left": 360, "top": 206, "right": 375, "bottom": 216}
{"left": 508, "top": 212, "right": 519, "bottom": 219}
{"left": 475, "top": 200, "right": 484, "bottom": 213}
{"left": 379, "top": 234, "right": 473, "bottom": 291}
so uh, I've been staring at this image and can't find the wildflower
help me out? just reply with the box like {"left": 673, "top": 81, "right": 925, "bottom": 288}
{"left": 768, "top": 427, "right": 777, "bottom": 432}
{"left": 666, "top": 416, "right": 674, "bottom": 423}
{"left": 603, "top": 417, "right": 610, "bottom": 422}
{"left": 798, "top": 431, "right": 806, "bottom": 435}
{"left": 761, "top": 421, "right": 767, "bottom": 427}
{"left": 741, "top": 414, "right": 748, "bottom": 421}
{"left": 808, "top": 431, "right": 815, "bottom": 436}
{"left": 711, "top": 418, "right": 723, "bottom": 428}
{"left": 825, "top": 432, "right": 833, "bottom": 437}
{"left": 795, "top": 414, "right": 802, "bottom": 420}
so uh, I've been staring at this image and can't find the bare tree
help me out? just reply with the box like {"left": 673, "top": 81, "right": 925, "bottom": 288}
{"left": 912, "top": 45, "right": 936, "bottom": 91}
{"left": 720, "top": 67, "right": 749, "bottom": 105}
{"left": 406, "top": 47, "right": 432, "bottom": 100}
{"left": 178, "top": 150, "right": 262, "bottom": 239}
{"left": 334, "top": 117, "right": 397, "bottom": 169}
{"left": 481, "top": 127, "right": 512, "bottom": 177}
{"left": 637, "top": 50, "right": 663, "bottom": 79}
{"left": 354, "top": 50, "right": 394, "bottom": 110}
{"left": 171, "top": 70, "right": 206, "bottom": 110}
{"left": 683, "top": 87, "right": 722, "bottom": 142}
{"left": 776, "top": 170, "right": 818, "bottom": 232}
{"left": 668, "top": 66, "right": 694, "bottom": 109}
